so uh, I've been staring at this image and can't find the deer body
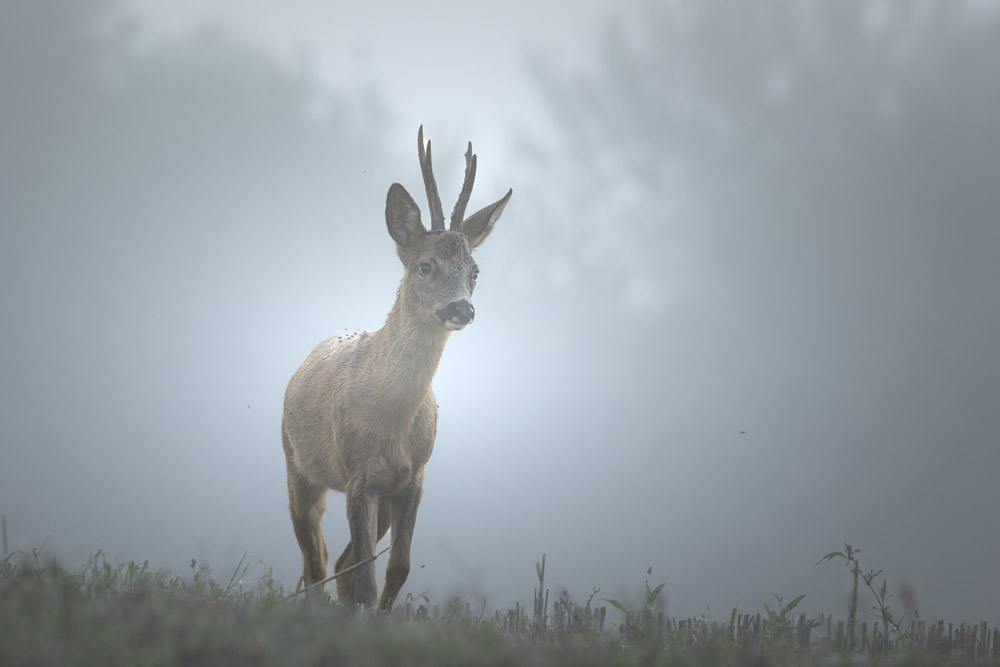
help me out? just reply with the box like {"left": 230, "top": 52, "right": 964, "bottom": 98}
{"left": 282, "top": 127, "right": 510, "bottom": 610}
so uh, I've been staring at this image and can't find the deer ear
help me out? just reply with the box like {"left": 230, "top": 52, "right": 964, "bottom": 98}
{"left": 462, "top": 189, "right": 512, "bottom": 249}
{"left": 385, "top": 183, "right": 426, "bottom": 247}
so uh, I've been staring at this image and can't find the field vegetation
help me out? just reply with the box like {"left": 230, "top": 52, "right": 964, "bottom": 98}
{"left": 1, "top": 536, "right": 995, "bottom": 666}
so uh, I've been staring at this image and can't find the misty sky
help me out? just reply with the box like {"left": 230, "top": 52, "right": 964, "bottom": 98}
{"left": 1, "top": 0, "right": 998, "bottom": 625}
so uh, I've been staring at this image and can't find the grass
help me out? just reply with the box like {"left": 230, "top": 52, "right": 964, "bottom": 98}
{"left": 0, "top": 542, "right": 994, "bottom": 667}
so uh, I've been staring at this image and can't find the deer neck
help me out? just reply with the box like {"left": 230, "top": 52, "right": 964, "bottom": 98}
{"left": 365, "top": 292, "right": 449, "bottom": 418}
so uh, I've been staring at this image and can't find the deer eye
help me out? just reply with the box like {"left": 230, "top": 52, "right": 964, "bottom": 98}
{"left": 417, "top": 260, "right": 435, "bottom": 277}
{"left": 471, "top": 268, "right": 479, "bottom": 283}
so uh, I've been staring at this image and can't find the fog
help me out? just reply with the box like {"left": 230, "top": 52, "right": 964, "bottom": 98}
{"left": 2, "top": 0, "right": 998, "bottom": 624}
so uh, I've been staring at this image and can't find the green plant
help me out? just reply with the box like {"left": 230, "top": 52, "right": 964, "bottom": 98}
{"left": 762, "top": 593, "right": 822, "bottom": 647}
{"left": 603, "top": 568, "right": 664, "bottom": 616}
{"left": 817, "top": 542, "right": 911, "bottom": 653}
{"left": 602, "top": 567, "right": 666, "bottom": 643}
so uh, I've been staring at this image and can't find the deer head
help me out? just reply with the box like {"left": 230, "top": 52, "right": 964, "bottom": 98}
{"left": 385, "top": 126, "right": 512, "bottom": 330}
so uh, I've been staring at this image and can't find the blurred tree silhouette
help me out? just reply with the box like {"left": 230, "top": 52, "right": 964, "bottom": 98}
{"left": 528, "top": 0, "right": 1000, "bottom": 319}
{"left": 0, "top": 0, "right": 397, "bottom": 571}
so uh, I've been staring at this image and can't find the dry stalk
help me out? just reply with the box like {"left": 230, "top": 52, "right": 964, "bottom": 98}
{"left": 283, "top": 546, "right": 390, "bottom": 602}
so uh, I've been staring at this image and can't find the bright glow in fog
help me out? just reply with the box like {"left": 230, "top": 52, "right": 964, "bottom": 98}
{"left": 1, "top": 0, "right": 998, "bottom": 625}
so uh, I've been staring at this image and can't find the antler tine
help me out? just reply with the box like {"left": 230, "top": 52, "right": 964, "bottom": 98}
{"left": 417, "top": 125, "right": 445, "bottom": 230}
{"left": 449, "top": 141, "right": 477, "bottom": 231}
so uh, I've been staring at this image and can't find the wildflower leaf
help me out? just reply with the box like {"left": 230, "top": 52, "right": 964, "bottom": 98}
{"left": 783, "top": 594, "right": 806, "bottom": 615}
{"left": 815, "top": 552, "right": 844, "bottom": 566}
{"left": 603, "top": 598, "right": 629, "bottom": 614}
{"left": 647, "top": 583, "right": 665, "bottom": 607}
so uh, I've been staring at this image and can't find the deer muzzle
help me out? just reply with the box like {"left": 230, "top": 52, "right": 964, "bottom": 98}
{"left": 436, "top": 300, "right": 475, "bottom": 330}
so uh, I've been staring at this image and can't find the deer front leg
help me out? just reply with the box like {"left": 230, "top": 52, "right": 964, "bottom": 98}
{"left": 378, "top": 474, "right": 423, "bottom": 611}
{"left": 286, "top": 469, "right": 329, "bottom": 594}
{"left": 345, "top": 483, "right": 379, "bottom": 608}
{"left": 335, "top": 498, "right": 391, "bottom": 605}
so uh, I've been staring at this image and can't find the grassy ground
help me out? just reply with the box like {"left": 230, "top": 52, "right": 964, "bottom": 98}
{"left": 0, "top": 549, "right": 988, "bottom": 667}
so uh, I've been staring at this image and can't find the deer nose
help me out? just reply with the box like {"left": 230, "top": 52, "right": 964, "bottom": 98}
{"left": 454, "top": 303, "right": 474, "bottom": 323}
{"left": 437, "top": 300, "right": 475, "bottom": 327}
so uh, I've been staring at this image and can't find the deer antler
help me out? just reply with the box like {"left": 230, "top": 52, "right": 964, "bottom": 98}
{"left": 450, "top": 142, "right": 477, "bottom": 231}
{"left": 417, "top": 125, "right": 445, "bottom": 230}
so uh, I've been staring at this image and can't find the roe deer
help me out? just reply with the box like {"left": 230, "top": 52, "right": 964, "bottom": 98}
{"left": 282, "top": 126, "right": 512, "bottom": 610}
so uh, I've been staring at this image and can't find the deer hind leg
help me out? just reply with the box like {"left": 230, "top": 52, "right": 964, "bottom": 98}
{"left": 335, "top": 494, "right": 390, "bottom": 606}
{"left": 378, "top": 474, "right": 423, "bottom": 611}
{"left": 286, "top": 470, "right": 329, "bottom": 592}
